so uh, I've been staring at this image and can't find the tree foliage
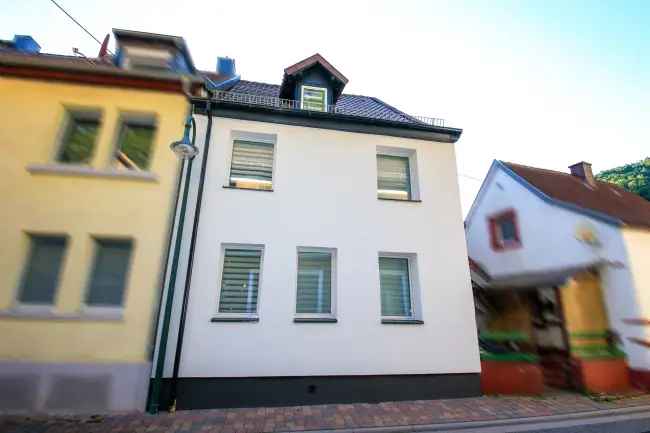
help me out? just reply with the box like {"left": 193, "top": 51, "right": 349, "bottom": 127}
{"left": 596, "top": 158, "right": 650, "bottom": 202}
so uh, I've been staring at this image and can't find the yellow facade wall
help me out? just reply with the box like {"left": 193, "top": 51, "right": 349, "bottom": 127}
{"left": 560, "top": 271, "right": 610, "bottom": 350}
{"left": 0, "top": 76, "right": 186, "bottom": 363}
{"left": 623, "top": 227, "right": 650, "bottom": 319}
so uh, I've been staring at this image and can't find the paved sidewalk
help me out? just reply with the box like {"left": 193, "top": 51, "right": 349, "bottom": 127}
{"left": 2, "top": 392, "right": 650, "bottom": 433}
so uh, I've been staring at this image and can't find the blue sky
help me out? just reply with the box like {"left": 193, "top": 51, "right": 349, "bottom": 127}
{"left": 4, "top": 0, "right": 649, "bottom": 213}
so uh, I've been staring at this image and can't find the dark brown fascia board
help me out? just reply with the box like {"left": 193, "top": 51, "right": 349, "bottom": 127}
{"left": 0, "top": 53, "right": 202, "bottom": 93}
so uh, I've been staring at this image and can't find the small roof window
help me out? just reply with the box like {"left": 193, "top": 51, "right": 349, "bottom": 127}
{"left": 301, "top": 85, "right": 327, "bottom": 112}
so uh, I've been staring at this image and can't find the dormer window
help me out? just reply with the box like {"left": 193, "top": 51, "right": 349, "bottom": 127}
{"left": 301, "top": 85, "right": 327, "bottom": 112}
{"left": 122, "top": 46, "right": 172, "bottom": 72}
{"left": 280, "top": 54, "right": 348, "bottom": 112}
{"left": 488, "top": 209, "right": 521, "bottom": 251}
{"left": 113, "top": 29, "right": 197, "bottom": 75}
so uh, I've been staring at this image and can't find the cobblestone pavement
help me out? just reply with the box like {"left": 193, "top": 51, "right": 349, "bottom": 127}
{"left": 2, "top": 392, "right": 650, "bottom": 433}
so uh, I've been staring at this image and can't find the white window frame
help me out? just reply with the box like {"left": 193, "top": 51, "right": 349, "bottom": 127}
{"left": 300, "top": 85, "right": 328, "bottom": 112}
{"left": 225, "top": 131, "right": 277, "bottom": 190}
{"left": 213, "top": 243, "right": 265, "bottom": 320}
{"left": 294, "top": 247, "right": 337, "bottom": 321}
{"left": 377, "top": 252, "right": 423, "bottom": 321}
{"left": 376, "top": 146, "right": 421, "bottom": 201}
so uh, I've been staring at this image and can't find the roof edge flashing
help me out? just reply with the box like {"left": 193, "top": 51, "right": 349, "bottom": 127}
{"left": 497, "top": 160, "right": 623, "bottom": 227}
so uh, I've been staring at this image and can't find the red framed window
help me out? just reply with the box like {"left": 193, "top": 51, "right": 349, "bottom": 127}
{"left": 488, "top": 209, "right": 521, "bottom": 251}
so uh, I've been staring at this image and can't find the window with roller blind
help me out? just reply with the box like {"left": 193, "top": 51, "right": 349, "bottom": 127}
{"left": 216, "top": 245, "right": 264, "bottom": 319}
{"left": 378, "top": 254, "right": 423, "bottom": 323}
{"left": 85, "top": 239, "right": 133, "bottom": 307}
{"left": 376, "top": 148, "right": 419, "bottom": 201}
{"left": 295, "top": 248, "right": 337, "bottom": 321}
{"left": 228, "top": 136, "right": 275, "bottom": 191}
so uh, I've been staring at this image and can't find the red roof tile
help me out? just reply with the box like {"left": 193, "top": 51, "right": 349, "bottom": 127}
{"left": 504, "top": 162, "right": 650, "bottom": 229}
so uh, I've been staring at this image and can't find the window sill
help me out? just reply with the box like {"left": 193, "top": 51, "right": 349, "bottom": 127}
{"left": 79, "top": 306, "right": 124, "bottom": 320}
{"left": 26, "top": 164, "right": 158, "bottom": 182}
{"left": 211, "top": 315, "right": 259, "bottom": 323}
{"left": 222, "top": 185, "right": 274, "bottom": 192}
{"left": 0, "top": 307, "right": 124, "bottom": 321}
{"left": 294, "top": 317, "right": 338, "bottom": 323}
{"left": 377, "top": 197, "right": 422, "bottom": 203}
{"left": 381, "top": 318, "right": 424, "bottom": 325}
{"left": 493, "top": 242, "right": 522, "bottom": 252}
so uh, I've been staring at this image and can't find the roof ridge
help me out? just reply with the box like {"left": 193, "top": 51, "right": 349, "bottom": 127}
{"left": 503, "top": 161, "right": 634, "bottom": 191}
{"left": 503, "top": 161, "right": 573, "bottom": 177}
{"left": 236, "top": 79, "right": 279, "bottom": 87}
{"left": 0, "top": 51, "right": 101, "bottom": 61}
{"left": 503, "top": 160, "right": 650, "bottom": 228}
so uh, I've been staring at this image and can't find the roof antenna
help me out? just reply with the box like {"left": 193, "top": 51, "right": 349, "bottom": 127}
{"left": 72, "top": 47, "right": 94, "bottom": 65}
{"left": 98, "top": 34, "right": 110, "bottom": 58}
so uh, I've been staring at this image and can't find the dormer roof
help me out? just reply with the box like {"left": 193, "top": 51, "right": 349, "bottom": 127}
{"left": 279, "top": 53, "right": 348, "bottom": 102}
{"left": 284, "top": 53, "right": 348, "bottom": 83}
{"left": 113, "top": 28, "right": 196, "bottom": 73}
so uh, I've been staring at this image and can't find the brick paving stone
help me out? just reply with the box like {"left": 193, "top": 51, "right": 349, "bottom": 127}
{"left": 3, "top": 392, "right": 650, "bottom": 433}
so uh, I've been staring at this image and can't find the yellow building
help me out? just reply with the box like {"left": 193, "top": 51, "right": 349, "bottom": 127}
{"left": 0, "top": 31, "right": 203, "bottom": 412}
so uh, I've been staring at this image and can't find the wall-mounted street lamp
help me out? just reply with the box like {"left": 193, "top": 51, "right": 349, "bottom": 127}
{"left": 170, "top": 117, "right": 199, "bottom": 159}
{"left": 147, "top": 114, "right": 198, "bottom": 414}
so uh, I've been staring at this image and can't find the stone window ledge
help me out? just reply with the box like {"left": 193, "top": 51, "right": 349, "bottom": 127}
{"left": 0, "top": 308, "right": 124, "bottom": 321}
{"left": 211, "top": 315, "right": 259, "bottom": 323}
{"left": 381, "top": 318, "right": 424, "bottom": 325}
{"left": 26, "top": 164, "right": 158, "bottom": 182}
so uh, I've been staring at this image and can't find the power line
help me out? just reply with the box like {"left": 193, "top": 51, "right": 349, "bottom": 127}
{"left": 458, "top": 173, "right": 483, "bottom": 182}
{"left": 48, "top": 0, "right": 114, "bottom": 56}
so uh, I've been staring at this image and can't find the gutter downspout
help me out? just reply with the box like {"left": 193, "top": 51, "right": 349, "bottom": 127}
{"left": 146, "top": 116, "right": 197, "bottom": 414}
{"left": 169, "top": 98, "right": 214, "bottom": 410}
{"left": 146, "top": 76, "right": 198, "bottom": 414}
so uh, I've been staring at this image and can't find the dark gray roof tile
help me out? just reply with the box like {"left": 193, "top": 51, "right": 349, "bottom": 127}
{"left": 225, "top": 80, "right": 420, "bottom": 124}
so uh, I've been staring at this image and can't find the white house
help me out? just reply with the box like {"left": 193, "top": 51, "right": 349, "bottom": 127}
{"left": 150, "top": 54, "right": 480, "bottom": 410}
{"left": 466, "top": 160, "right": 650, "bottom": 391}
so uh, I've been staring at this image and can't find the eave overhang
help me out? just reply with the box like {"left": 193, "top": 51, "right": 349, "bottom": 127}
{"left": 190, "top": 96, "right": 462, "bottom": 143}
{"left": 0, "top": 53, "right": 202, "bottom": 93}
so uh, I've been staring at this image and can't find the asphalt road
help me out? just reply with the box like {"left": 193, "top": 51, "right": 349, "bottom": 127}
{"left": 429, "top": 411, "right": 650, "bottom": 433}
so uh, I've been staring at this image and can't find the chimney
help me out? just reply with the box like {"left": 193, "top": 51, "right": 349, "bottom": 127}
{"left": 569, "top": 161, "right": 596, "bottom": 187}
{"left": 13, "top": 35, "right": 41, "bottom": 54}
{"left": 216, "top": 57, "right": 236, "bottom": 77}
